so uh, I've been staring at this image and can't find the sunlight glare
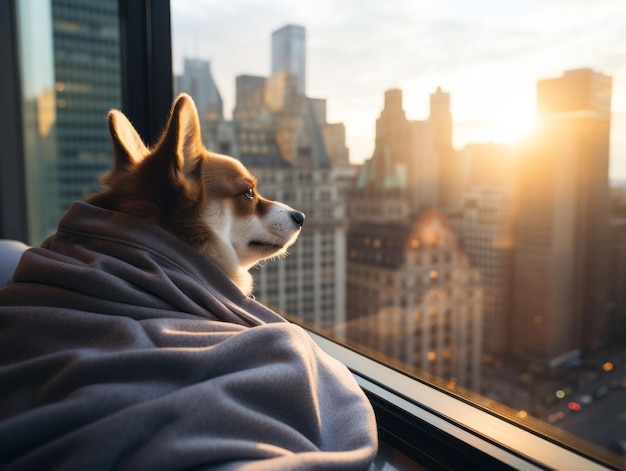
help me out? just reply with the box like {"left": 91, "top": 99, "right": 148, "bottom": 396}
{"left": 486, "top": 113, "right": 535, "bottom": 145}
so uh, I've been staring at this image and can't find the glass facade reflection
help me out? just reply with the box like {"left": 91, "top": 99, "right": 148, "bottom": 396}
{"left": 16, "top": 0, "right": 122, "bottom": 244}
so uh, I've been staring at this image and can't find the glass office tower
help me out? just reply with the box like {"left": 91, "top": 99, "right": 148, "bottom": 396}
{"left": 17, "top": 0, "right": 122, "bottom": 244}
{"left": 271, "top": 24, "right": 306, "bottom": 95}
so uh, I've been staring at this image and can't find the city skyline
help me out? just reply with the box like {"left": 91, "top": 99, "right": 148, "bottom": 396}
{"left": 171, "top": 0, "right": 626, "bottom": 179}
{"left": 8, "top": 2, "right": 623, "bottom": 461}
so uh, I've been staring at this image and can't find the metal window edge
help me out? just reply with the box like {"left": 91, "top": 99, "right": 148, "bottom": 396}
{"left": 307, "top": 331, "right": 609, "bottom": 471}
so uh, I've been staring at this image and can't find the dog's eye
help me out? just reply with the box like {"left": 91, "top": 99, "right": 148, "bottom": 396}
{"left": 243, "top": 188, "right": 255, "bottom": 200}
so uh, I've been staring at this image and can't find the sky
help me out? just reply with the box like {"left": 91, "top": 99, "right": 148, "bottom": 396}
{"left": 171, "top": 0, "right": 626, "bottom": 180}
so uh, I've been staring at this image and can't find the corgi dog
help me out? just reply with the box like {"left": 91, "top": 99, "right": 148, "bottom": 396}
{"left": 87, "top": 93, "right": 304, "bottom": 295}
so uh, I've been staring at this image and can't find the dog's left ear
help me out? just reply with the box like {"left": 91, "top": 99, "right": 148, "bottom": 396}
{"left": 156, "top": 93, "right": 204, "bottom": 173}
{"left": 107, "top": 110, "right": 150, "bottom": 174}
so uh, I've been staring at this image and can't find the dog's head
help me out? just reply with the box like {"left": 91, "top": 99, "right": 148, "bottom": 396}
{"left": 88, "top": 93, "right": 304, "bottom": 295}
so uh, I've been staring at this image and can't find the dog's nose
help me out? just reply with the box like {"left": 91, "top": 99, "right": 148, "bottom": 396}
{"left": 291, "top": 211, "right": 305, "bottom": 227}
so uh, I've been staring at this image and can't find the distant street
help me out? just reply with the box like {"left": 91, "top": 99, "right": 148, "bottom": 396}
{"left": 558, "top": 387, "right": 626, "bottom": 449}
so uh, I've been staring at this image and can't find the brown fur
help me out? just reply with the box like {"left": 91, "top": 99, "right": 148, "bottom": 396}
{"left": 87, "top": 94, "right": 304, "bottom": 294}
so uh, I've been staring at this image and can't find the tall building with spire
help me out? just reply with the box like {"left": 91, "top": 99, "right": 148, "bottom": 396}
{"left": 201, "top": 26, "right": 350, "bottom": 334}
{"left": 271, "top": 24, "right": 306, "bottom": 95}
{"left": 511, "top": 68, "right": 612, "bottom": 369}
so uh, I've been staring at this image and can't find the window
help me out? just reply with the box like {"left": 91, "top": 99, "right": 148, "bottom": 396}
{"left": 1, "top": 0, "right": 624, "bottom": 469}
{"left": 1, "top": 0, "right": 172, "bottom": 244}
{"left": 170, "top": 1, "right": 626, "bottom": 469}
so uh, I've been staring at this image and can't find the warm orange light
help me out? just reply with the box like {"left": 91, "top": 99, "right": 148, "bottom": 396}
{"left": 425, "top": 233, "right": 438, "bottom": 246}
{"left": 483, "top": 105, "right": 535, "bottom": 145}
{"left": 429, "top": 270, "right": 438, "bottom": 280}
{"left": 517, "top": 410, "right": 528, "bottom": 419}
{"left": 427, "top": 351, "right": 437, "bottom": 361}
{"left": 602, "top": 361, "right": 614, "bottom": 372}
{"left": 488, "top": 119, "right": 534, "bottom": 145}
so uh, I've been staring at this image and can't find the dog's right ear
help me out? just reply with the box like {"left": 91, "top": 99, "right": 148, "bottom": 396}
{"left": 107, "top": 110, "right": 149, "bottom": 175}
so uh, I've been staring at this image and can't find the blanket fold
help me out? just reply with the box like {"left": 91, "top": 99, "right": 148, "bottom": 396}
{"left": 0, "top": 202, "right": 377, "bottom": 470}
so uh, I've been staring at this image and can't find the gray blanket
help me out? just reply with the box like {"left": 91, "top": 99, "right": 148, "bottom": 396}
{"left": 0, "top": 202, "right": 377, "bottom": 470}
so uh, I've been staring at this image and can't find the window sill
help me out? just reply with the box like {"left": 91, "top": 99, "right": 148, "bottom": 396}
{"left": 307, "top": 331, "right": 615, "bottom": 471}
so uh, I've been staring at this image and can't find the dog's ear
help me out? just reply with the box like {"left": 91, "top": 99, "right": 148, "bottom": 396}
{"left": 156, "top": 93, "right": 204, "bottom": 173}
{"left": 107, "top": 110, "right": 149, "bottom": 175}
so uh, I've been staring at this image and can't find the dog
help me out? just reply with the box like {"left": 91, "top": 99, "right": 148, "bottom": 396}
{"left": 87, "top": 93, "right": 304, "bottom": 296}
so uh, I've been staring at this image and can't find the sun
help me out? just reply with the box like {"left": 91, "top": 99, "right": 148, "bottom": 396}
{"left": 485, "top": 111, "right": 535, "bottom": 145}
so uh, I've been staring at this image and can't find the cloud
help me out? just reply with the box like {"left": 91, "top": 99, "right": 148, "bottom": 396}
{"left": 171, "top": 0, "right": 626, "bottom": 168}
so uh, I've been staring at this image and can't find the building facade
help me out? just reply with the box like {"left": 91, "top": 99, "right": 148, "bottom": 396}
{"left": 370, "top": 87, "right": 462, "bottom": 215}
{"left": 511, "top": 68, "right": 612, "bottom": 369}
{"left": 460, "top": 143, "right": 516, "bottom": 356}
{"left": 608, "top": 185, "right": 626, "bottom": 342}
{"left": 175, "top": 58, "right": 223, "bottom": 124}
{"left": 461, "top": 186, "right": 514, "bottom": 356}
{"left": 240, "top": 97, "right": 349, "bottom": 332}
{"left": 271, "top": 24, "right": 306, "bottom": 95}
{"left": 430, "top": 87, "right": 462, "bottom": 212}
{"left": 346, "top": 208, "right": 483, "bottom": 390}
{"left": 18, "top": 0, "right": 122, "bottom": 244}
{"left": 345, "top": 120, "right": 483, "bottom": 390}
{"left": 200, "top": 25, "right": 350, "bottom": 333}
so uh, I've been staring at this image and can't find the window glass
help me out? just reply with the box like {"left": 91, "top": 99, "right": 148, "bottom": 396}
{"left": 172, "top": 2, "right": 626, "bottom": 465}
{"left": 12, "top": 0, "right": 622, "bottom": 466}
{"left": 16, "top": 0, "right": 122, "bottom": 244}
{"left": 170, "top": 1, "right": 626, "bottom": 466}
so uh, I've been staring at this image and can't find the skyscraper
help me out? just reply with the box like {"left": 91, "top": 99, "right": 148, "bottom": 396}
{"left": 511, "top": 68, "right": 612, "bottom": 369}
{"left": 175, "top": 58, "right": 223, "bottom": 122}
{"left": 460, "top": 143, "right": 516, "bottom": 356}
{"left": 200, "top": 26, "right": 349, "bottom": 333}
{"left": 372, "top": 89, "right": 426, "bottom": 212}
{"left": 374, "top": 89, "right": 411, "bottom": 171}
{"left": 370, "top": 87, "right": 459, "bottom": 214}
{"left": 346, "top": 202, "right": 483, "bottom": 389}
{"left": 19, "top": 0, "right": 122, "bottom": 244}
{"left": 430, "top": 87, "right": 462, "bottom": 212}
{"left": 271, "top": 24, "right": 306, "bottom": 95}
{"left": 345, "top": 103, "right": 483, "bottom": 391}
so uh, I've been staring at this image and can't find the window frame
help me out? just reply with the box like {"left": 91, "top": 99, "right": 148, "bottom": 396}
{"left": 0, "top": 0, "right": 28, "bottom": 241}
{"left": 118, "top": 0, "right": 173, "bottom": 145}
